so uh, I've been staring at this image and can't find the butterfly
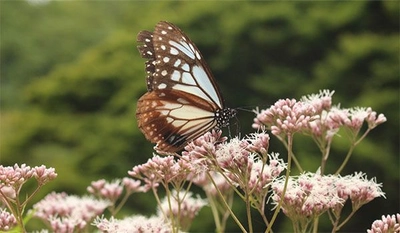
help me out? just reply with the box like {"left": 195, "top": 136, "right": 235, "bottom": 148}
{"left": 136, "top": 21, "right": 236, "bottom": 154}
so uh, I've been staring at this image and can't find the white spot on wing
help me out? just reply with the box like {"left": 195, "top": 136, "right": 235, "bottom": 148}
{"left": 195, "top": 51, "right": 201, "bottom": 60}
{"left": 181, "top": 72, "right": 196, "bottom": 85}
{"left": 181, "top": 63, "right": 190, "bottom": 72}
{"left": 170, "top": 47, "right": 179, "bottom": 55}
{"left": 177, "top": 98, "right": 190, "bottom": 104}
{"left": 174, "top": 59, "right": 181, "bottom": 67}
{"left": 171, "top": 70, "right": 181, "bottom": 81}
{"left": 158, "top": 83, "right": 167, "bottom": 89}
{"left": 169, "top": 40, "right": 195, "bottom": 60}
{"left": 161, "top": 102, "right": 183, "bottom": 110}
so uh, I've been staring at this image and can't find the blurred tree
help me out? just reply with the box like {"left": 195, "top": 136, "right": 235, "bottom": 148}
{"left": 1, "top": 1, "right": 398, "bottom": 232}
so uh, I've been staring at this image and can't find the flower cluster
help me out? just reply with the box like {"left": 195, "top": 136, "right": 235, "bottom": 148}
{"left": 182, "top": 130, "right": 285, "bottom": 230}
{"left": 182, "top": 130, "right": 227, "bottom": 172}
{"left": 158, "top": 190, "right": 207, "bottom": 231}
{"left": 0, "top": 164, "right": 57, "bottom": 231}
{"left": 253, "top": 90, "right": 386, "bottom": 142}
{"left": 0, "top": 164, "right": 57, "bottom": 189}
{"left": 271, "top": 173, "right": 341, "bottom": 219}
{"left": 128, "top": 155, "right": 192, "bottom": 190}
{"left": 88, "top": 178, "right": 146, "bottom": 203}
{"left": 271, "top": 172, "right": 385, "bottom": 231}
{"left": 0, "top": 208, "right": 16, "bottom": 231}
{"left": 367, "top": 214, "right": 400, "bottom": 233}
{"left": 186, "top": 132, "right": 283, "bottom": 189}
{"left": 94, "top": 215, "right": 171, "bottom": 233}
{"left": 300, "top": 89, "right": 334, "bottom": 113}
{"left": 129, "top": 156, "right": 202, "bottom": 231}
{"left": 88, "top": 179, "right": 123, "bottom": 203}
{"left": 33, "top": 192, "right": 110, "bottom": 232}
{"left": 333, "top": 172, "right": 385, "bottom": 211}
{"left": 253, "top": 98, "right": 317, "bottom": 136}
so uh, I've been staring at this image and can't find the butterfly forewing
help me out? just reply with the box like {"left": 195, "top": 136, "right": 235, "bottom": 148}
{"left": 146, "top": 22, "right": 223, "bottom": 109}
{"left": 136, "top": 21, "right": 236, "bottom": 154}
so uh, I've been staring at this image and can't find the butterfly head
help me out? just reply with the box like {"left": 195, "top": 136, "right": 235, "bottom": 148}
{"left": 216, "top": 108, "right": 237, "bottom": 128}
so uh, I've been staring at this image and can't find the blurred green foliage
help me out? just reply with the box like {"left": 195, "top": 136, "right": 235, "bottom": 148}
{"left": 1, "top": 1, "right": 398, "bottom": 232}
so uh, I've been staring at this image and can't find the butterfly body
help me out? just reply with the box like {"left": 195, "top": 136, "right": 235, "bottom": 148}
{"left": 136, "top": 21, "right": 236, "bottom": 154}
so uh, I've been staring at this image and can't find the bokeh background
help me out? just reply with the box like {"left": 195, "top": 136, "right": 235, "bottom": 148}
{"left": 1, "top": 1, "right": 398, "bottom": 232}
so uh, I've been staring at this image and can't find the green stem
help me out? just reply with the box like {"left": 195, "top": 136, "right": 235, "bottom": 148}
{"left": 312, "top": 217, "right": 319, "bottom": 233}
{"left": 320, "top": 139, "right": 332, "bottom": 175}
{"left": 152, "top": 185, "right": 167, "bottom": 222}
{"left": 265, "top": 133, "right": 293, "bottom": 233}
{"left": 113, "top": 190, "right": 131, "bottom": 216}
{"left": 245, "top": 192, "right": 253, "bottom": 233}
{"left": 334, "top": 208, "right": 359, "bottom": 232}
{"left": 207, "top": 171, "right": 247, "bottom": 233}
{"left": 335, "top": 128, "right": 371, "bottom": 175}
{"left": 278, "top": 136, "right": 303, "bottom": 173}
{"left": 207, "top": 192, "right": 222, "bottom": 233}
{"left": 335, "top": 144, "right": 354, "bottom": 175}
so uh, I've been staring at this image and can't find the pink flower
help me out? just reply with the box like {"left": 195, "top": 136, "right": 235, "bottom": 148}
{"left": 158, "top": 190, "right": 207, "bottom": 231}
{"left": 335, "top": 172, "right": 385, "bottom": 210}
{"left": 248, "top": 153, "right": 285, "bottom": 200}
{"left": 0, "top": 186, "right": 16, "bottom": 201}
{"left": 0, "top": 208, "right": 16, "bottom": 231}
{"left": 186, "top": 132, "right": 278, "bottom": 202}
{"left": 245, "top": 132, "right": 270, "bottom": 157}
{"left": 122, "top": 177, "right": 148, "bottom": 193}
{"left": 33, "top": 165, "right": 57, "bottom": 185}
{"left": 33, "top": 192, "right": 110, "bottom": 230}
{"left": 128, "top": 155, "right": 193, "bottom": 190}
{"left": 87, "top": 179, "right": 123, "bottom": 203}
{"left": 0, "top": 164, "right": 34, "bottom": 187}
{"left": 182, "top": 130, "right": 226, "bottom": 173}
{"left": 253, "top": 98, "right": 316, "bottom": 136}
{"left": 272, "top": 173, "right": 343, "bottom": 220}
{"left": 272, "top": 172, "right": 385, "bottom": 230}
{"left": 307, "top": 106, "right": 346, "bottom": 140}
{"left": 367, "top": 213, "right": 400, "bottom": 233}
{"left": 300, "top": 89, "right": 334, "bottom": 114}
{"left": 48, "top": 215, "right": 87, "bottom": 233}
{"left": 94, "top": 215, "right": 171, "bottom": 233}
{"left": 346, "top": 107, "right": 387, "bottom": 130}
{"left": 216, "top": 138, "right": 250, "bottom": 172}
{"left": 0, "top": 164, "right": 57, "bottom": 190}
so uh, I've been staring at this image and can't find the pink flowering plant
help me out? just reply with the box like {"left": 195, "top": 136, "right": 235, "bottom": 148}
{"left": 0, "top": 164, "right": 57, "bottom": 232}
{"left": 253, "top": 90, "right": 388, "bottom": 232}
{"left": 1, "top": 90, "right": 394, "bottom": 233}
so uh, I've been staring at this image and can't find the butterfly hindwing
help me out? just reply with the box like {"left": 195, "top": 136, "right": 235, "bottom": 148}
{"left": 136, "top": 90, "right": 217, "bottom": 153}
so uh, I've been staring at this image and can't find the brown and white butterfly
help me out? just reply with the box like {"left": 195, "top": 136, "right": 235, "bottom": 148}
{"left": 136, "top": 21, "right": 236, "bottom": 154}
